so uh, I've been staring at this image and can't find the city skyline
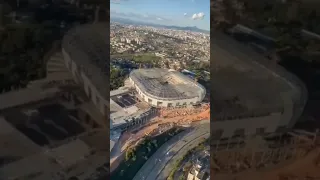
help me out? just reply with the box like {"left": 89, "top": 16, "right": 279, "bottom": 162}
{"left": 110, "top": 0, "right": 210, "bottom": 30}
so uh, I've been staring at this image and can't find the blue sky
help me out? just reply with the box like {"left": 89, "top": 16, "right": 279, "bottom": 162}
{"left": 110, "top": 0, "right": 210, "bottom": 30}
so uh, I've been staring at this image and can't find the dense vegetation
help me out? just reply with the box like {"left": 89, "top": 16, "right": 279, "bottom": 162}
{"left": 110, "top": 53, "right": 162, "bottom": 90}
{"left": 0, "top": 1, "right": 92, "bottom": 94}
{"left": 133, "top": 53, "right": 161, "bottom": 65}
{"left": 111, "top": 128, "right": 184, "bottom": 180}
{"left": 212, "top": 0, "right": 320, "bottom": 51}
{"left": 0, "top": 24, "right": 59, "bottom": 93}
{"left": 112, "top": 53, "right": 161, "bottom": 65}
{"left": 110, "top": 67, "right": 127, "bottom": 90}
{"left": 213, "top": 0, "right": 320, "bottom": 31}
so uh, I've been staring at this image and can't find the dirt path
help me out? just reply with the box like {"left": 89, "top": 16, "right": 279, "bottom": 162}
{"left": 214, "top": 148, "right": 320, "bottom": 180}
{"left": 110, "top": 105, "right": 210, "bottom": 172}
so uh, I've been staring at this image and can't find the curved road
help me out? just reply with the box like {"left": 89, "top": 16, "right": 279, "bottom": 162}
{"left": 133, "top": 123, "right": 210, "bottom": 180}
{"left": 156, "top": 133, "right": 209, "bottom": 180}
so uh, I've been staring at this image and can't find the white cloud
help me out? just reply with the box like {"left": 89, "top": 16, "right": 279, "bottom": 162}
{"left": 191, "top": 12, "right": 205, "bottom": 20}
{"left": 111, "top": 0, "right": 129, "bottom": 3}
{"left": 111, "top": 0, "right": 121, "bottom": 3}
{"left": 111, "top": 10, "right": 171, "bottom": 21}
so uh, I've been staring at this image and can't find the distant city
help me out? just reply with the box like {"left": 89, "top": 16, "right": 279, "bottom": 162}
{"left": 111, "top": 17, "right": 210, "bottom": 34}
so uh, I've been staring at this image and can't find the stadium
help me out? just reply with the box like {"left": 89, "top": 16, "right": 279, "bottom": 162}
{"left": 61, "top": 23, "right": 109, "bottom": 117}
{"left": 211, "top": 32, "right": 308, "bottom": 138}
{"left": 128, "top": 68, "right": 206, "bottom": 108}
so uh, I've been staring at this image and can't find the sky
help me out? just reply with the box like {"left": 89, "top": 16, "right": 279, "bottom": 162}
{"left": 110, "top": 0, "right": 210, "bottom": 30}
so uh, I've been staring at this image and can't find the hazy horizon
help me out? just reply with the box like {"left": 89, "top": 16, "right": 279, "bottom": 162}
{"left": 110, "top": 0, "right": 210, "bottom": 31}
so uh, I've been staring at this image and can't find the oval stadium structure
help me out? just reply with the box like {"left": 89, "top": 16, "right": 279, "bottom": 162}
{"left": 129, "top": 68, "right": 206, "bottom": 107}
{"left": 211, "top": 31, "right": 308, "bottom": 138}
{"left": 62, "top": 23, "right": 108, "bottom": 116}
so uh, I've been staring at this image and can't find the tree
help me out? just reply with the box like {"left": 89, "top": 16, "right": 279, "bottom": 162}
{"left": 195, "top": 71, "right": 203, "bottom": 82}
{"left": 0, "top": 23, "right": 58, "bottom": 93}
{"left": 125, "top": 148, "right": 135, "bottom": 161}
{"left": 146, "top": 146, "right": 151, "bottom": 153}
{"left": 110, "top": 67, "right": 126, "bottom": 90}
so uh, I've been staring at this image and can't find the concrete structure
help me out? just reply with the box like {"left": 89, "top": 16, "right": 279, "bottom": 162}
{"left": 187, "top": 151, "right": 210, "bottom": 180}
{"left": 0, "top": 113, "right": 109, "bottom": 180}
{"left": 109, "top": 87, "right": 159, "bottom": 152}
{"left": 211, "top": 32, "right": 308, "bottom": 138}
{"left": 0, "top": 23, "right": 110, "bottom": 180}
{"left": 110, "top": 87, "right": 158, "bottom": 131}
{"left": 187, "top": 165, "right": 209, "bottom": 180}
{"left": 129, "top": 68, "right": 206, "bottom": 108}
{"left": 62, "top": 23, "right": 108, "bottom": 117}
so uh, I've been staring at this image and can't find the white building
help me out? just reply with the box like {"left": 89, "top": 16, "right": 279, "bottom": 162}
{"left": 128, "top": 68, "right": 206, "bottom": 108}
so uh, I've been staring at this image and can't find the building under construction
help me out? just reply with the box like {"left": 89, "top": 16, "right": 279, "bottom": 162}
{"left": 211, "top": 32, "right": 307, "bottom": 138}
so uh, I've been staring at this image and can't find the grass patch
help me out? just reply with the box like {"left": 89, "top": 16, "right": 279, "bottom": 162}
{"left": 111, "top": 128, "right": 184, "bottom": 180}
{"left": 133, "top": 53, "right": 161, "bottom": 64}
{"left": 111, "top": 53, "right": 161, "bottom": 64}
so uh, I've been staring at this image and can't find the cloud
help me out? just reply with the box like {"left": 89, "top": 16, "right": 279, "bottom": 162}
{"left": 184, "top": 13, "right": 187, "bottom": 16}
{"left": 110, "top": 0, "right": 121, "bottom": 4}
{"left": 111, "top": 10, "right": 171, "bottom": 21}
{"left": 110, "top": 0, "right": 129, "bottom": 3}
{"left": 191, "top": 12, "right": 205, "bottom": 20}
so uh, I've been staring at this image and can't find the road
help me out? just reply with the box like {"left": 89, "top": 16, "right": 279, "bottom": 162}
{"left": 156, "top": 132, "right": 209, "bottom": 180}
{"left": 132, "top": 122, "right": 209, "bottom": 180}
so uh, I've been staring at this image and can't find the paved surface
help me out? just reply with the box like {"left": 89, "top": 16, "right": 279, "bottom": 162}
{"left": 133, "top": 122, "right": 209, "bottom": 180}
{"left": 156, "top": 132, "right": 209, "bottom": 180}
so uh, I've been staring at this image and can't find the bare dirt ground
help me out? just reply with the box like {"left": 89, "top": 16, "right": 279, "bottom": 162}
{"left": 122, "top": 105, "right": 210, "bottom": 151}
{"left": 214, "top": 148, "right": 320, "bottom": 180}
{"left": 110, "top": 105, "right": 210, "bottom": 172}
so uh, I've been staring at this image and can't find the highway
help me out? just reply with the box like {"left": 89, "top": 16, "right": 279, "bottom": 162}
{"left": 132, "top": 123, "right": 209, "bottom": 180}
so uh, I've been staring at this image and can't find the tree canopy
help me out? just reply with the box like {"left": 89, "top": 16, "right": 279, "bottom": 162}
{"left": 0, "top": 24, "right": 58, "bottom": 93}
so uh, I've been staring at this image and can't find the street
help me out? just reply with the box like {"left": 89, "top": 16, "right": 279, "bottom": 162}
{"left": 132, "top": 123, "right": 209, "bottom": 180}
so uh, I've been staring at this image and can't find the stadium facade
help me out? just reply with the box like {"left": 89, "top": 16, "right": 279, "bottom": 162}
{"left": 211, "top": 32, "right": 308, "bottom": 138}
{"left": 62, "top": 23, "right": 109, "bottom": 117}
{"left": 129, "top": 68, "right": 206, "bottom": 108}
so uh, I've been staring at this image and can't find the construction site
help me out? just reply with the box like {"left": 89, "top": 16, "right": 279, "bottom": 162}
{"left": 110, "top": 103, "right": 210, "bottom": 172}
{"left": 211, "top": 128, "right": 320, "bottom": 180}
{"left": 208, "top": 31, "right": 319, "bottom": 180}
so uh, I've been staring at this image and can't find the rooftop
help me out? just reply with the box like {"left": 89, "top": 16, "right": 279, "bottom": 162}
{"left": 0, "top": 153, "right": 60, "bottom": 180}
{"left": 211, "top": 32, "right": 303, "bottom": 116}
{"left": 110, "top": 89, "right": 151, "bottom": 129}
{"left": 0, "top": 139, "right": 108, "bottom": 180}
{"left": 45, "top": 139, "right": 90, "bottom": 168}
{"left": 0, "top": 117, "right": 41, "bottom": 166}
{"left": 130, "top": 68, "right": 205, "bottom": 100}
{"left": 1, "top": 103, "right": 86, "bottom": 147}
